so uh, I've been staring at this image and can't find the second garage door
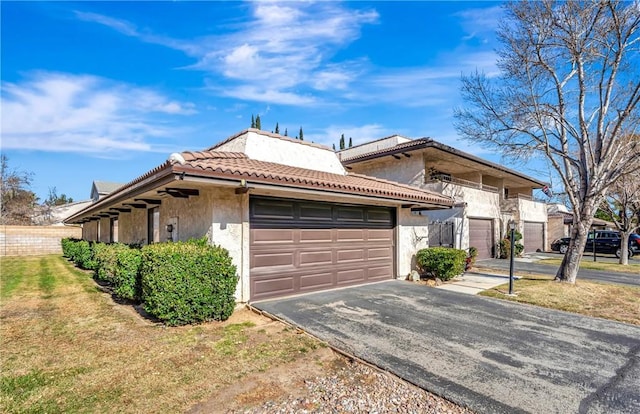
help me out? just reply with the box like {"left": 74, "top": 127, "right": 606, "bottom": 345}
{"left": 469, "top": 218, "right": 494, "bottom": 260}
{"left": 250, "top": 197, "right": 395, "bottom": 301}
{"left": 524, "top": 221, "right": 544, "bottom": 253}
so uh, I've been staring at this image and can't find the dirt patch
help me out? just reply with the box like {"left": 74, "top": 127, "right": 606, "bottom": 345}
{"left": 188, "top": 346, "right": 340, "bottom": 413}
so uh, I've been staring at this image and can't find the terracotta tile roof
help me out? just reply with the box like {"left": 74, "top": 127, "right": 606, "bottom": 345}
{"left": 173, "top": 153, "right": 453, "bottom": 206}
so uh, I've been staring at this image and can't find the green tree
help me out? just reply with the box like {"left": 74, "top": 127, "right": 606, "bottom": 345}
{"left": 454, "top": 0, "right": 640, "bottom": 283}
{"left": 255, "top": 115, "right": 261, "bottom": 130}
{"left": 332, "top": 143, "right": 336, "bottom": 151}
{"left": 1, "top": 155, "right": 37, "bottom": 225}
{"left": 284, "top": 128, "right": 288, "bottom": 137}
{"left": 275, "top": 122, "right": 280, "bottom": 134}
{"left": 348, "top": 137, "right": 353, "bottom": 148}
{"left": 299, "top": 127, "right": 304, "bottom": 141}
{"left": 45, "top": 187, "right": 73, "bottom": 206}
{"left": 250, "top": 114, "right": 256, "bottom": 129}
{"left": 339, "top": 134, "right": 345, "bottom": 150}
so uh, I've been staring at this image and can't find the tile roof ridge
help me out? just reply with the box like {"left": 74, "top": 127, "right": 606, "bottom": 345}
{"left": 348, "top": 172, "right": 449, "bottom": 198}
{"left": 181, "top": 150, "right": 248, "bottom": 161}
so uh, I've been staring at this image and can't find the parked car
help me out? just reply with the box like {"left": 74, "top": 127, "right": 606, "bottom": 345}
{"left": 551, "top": 231, "right": 640, "bottom": 258}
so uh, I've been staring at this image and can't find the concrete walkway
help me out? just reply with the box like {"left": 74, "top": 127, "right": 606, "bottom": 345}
{"left": 435, "top": 272, "right": 518, "bottom": 295}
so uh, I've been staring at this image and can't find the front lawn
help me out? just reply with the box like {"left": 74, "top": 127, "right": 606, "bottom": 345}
{"left": 480, "top": 274, "right": 640, "bottom": 326}
{"left": 0, "top": 255, "right": 329, "bottom": 413}
{"left": 537, "top": 258, "right": 640, "bottom": 273}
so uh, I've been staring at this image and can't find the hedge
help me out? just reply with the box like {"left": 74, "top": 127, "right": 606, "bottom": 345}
{"left": 416, "top": 247, "right": 467, "bottom": 281}
{"left": 140, "top": 242, "right": 238, "bottom": 326}
{"left": 61, "top": 238, "right": 95, "bottom": 270}
{"left": 92, "top": 243, "right": 128, "bottom": 284}
{"left": 113, "top": 247, "right": 142, "bottom": 301}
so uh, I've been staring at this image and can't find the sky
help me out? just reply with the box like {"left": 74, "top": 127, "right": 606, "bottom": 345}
{"left": 1, "top": 0, "right": 541, "bottom": 203}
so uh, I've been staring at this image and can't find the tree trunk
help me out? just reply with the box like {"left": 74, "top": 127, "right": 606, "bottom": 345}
{"left": 555, "top": 220, "right": 591, "bottom": 284}
{"left": 619, "top": 231, "right": 631, "bottom": 265}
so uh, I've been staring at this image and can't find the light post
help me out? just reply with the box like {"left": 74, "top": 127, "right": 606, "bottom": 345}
{"left": 508, "top": 220, "right": 516, "bottom": 295}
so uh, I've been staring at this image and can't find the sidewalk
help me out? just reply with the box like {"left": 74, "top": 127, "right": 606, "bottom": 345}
{"left": 435, "top": 271, "right": 519, "bottom": 295}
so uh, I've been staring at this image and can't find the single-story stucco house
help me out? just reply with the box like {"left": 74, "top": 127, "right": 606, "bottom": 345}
{"left": 66, "top": 129, "right": 454, "bottom": 302}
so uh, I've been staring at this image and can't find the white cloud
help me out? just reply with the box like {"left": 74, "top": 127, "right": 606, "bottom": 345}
{"left": 76, "top": 2, "right": 378, "bottom": 105}
{"left": 454, "top": 5, "right": 503, "bottom": 44}
{"left": 1, "top": 72, "right": 195, "bottom": 154}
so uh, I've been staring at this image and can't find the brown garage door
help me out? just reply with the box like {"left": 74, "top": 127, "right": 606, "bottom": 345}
{"left": 524, "top": 221, "right": 544, "bottom": 253}
{"left": 250, "top": 197, "right": 395, "bottom": 301}
{"left": 469, "top": 218, "right": 494, "bottom": 260}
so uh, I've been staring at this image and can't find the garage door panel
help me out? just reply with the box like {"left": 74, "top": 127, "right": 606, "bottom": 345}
{"left": 368, "top": 265, "right": 393, "bottom": 278}
{"left": 299, "top": 251, "right": 333, "bottom": 265}
{"left": 250, "top": 197, "right": 395, "bottom": 300}
{"left": 368, "top": 229, "right": 393, "bottom": 242}
{"left": 299, "top": 229, "right": 333, "bottom": 242}
{"left": 469, "top": 218, "right": 494, "bottom": 260}
{"left": 337, "top": 249, "right": 365, "bottom": 262}
{"left": 299, "top": 204, "right": 333, "bottom": 221}
{"left": 337, "top": 229, "right": 366, "bottom": 241}
{"left": 368, "top": 247, "right": 393, "bottom": 259}
{"left": 252, "top": 277, "right": 295, "bottom": 299}
{"left": 252, "top": 252, "right": 295, "bottom": 268}
{"left": 300, "top": 272, "right": 334, "bottom": 290}
{"left": 367, "top": 209, "right": 393, "bottom": 223}
{"left": 524, "top": 222, "right": 544, "bottom": 253}
{"left": 251, "top": 200, "right": 295, "bottom": 220}
{"left": 252, "top": 229, "right": 295, "bottom": 244}
{"left": 337, "top": 269, "right": 366, "bottom": 283}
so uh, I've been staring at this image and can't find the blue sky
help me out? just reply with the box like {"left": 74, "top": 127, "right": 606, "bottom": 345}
{"left": 2, "top": 0, "right": 530, "bottom": 203}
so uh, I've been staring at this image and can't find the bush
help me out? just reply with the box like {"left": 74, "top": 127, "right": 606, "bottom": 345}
{"left": 61, "top": 237, "right": 81, "bottom": 260}
{"left": 113, "top": 247, "right": 142, "bottom": 301}
{"left": 92, "top": 243, "right": 131, "bottom": 284}
{"left": 140, "top": 242, "right": 238, "bottom": 326}
{"left": 68, "top": 240, "right": 95, "bottom": 270}
{"left": 416, "top": 247, "right": 467, "bottom": 281}
{"left": 499, "top": 230, "right": 524, "bottom": 259}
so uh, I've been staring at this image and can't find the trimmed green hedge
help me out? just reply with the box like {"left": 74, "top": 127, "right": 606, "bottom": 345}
{"left": 61, "top": 238, "right": 95, "bottom": 270}
{"left": 140, "top": 242, "right": 238, "bottom": 326}
{"left": 113, "top": 247, "right": 142, "bottom": 301}
{"left": 416, "top": 247, "right": 467, "bottom": 281}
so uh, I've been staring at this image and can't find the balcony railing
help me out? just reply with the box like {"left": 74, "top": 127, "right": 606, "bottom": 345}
{"left": 505, "top": 193, "right": 533, "bottom": 200}
{"left": 427, "top": 174, "right": 499, "bottom": 193}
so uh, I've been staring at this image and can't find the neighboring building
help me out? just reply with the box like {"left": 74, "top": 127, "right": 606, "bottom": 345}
{"left": 91, "top": 181, "right": 124, "bottom": 202}
{"left": 339, "top": 135, "right": 549, "bottom": 259}
{"left": 33, "top": 199, "right": 93, "bottom": 225}
{"left": 66, "top": 129, "right": 453, "bottom": 302}
{"left": 547, "top": 203, "right": 615, "bottom": 243}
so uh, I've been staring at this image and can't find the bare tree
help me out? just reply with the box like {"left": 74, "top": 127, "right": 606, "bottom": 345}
{"left": 455, "top": 0, "right": 640, "bottom": 283}
{"left": 599, "top": 165, "right": 640, "bottom": 265}
{"left": 1, "top": 155, "right": 38, "bottom": 225}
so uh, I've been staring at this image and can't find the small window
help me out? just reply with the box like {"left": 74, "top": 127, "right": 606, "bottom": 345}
{"left": 147, "top": 207, "right": 160, "bottom": 244}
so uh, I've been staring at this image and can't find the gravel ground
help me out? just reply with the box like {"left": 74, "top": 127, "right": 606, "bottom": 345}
{"left": 233, "top": 358, "right": 474, "bottom": 414}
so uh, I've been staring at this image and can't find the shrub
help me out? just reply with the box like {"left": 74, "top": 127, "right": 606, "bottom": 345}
{"left": 61, "top": 238, "right": 81, "bottom": 260}
{"left": 416, "top": 247, "right": 467, "bottom": 281}
{"left": 140, "top": 242, "right": 238, "bottom": 326}
{"left": 93, "top": 243, "right": 131, "bottom": 284}
{"left": 72, "top": 240, "right": 95, "bottom": 270}
{"left": 113, "top": 246, "right": 143, "bottom": 301}
{"left": 499, "top": 230, "right": 524, "bottom": 259}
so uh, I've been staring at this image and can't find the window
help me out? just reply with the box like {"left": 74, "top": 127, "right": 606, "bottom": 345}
{"left": 147, "top": 207, "right": 160, "bottom": 244}
{"left": 110, "top": 218, "right": 119, "bottom": 243}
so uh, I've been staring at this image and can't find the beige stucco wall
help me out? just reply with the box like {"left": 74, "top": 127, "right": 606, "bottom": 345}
{"left": 99, "top": 219, "right": 111, "bottom": 243}
{"left": 117, "top": 208, "right": 147, "bottom": 245}
{"left": 349, "top": 156, "right": 425, "bottom": 188}
{"left": 82, "top": 221, "right": 99, "bottom": 241}
{"left": 215, "top": 131, "right": 346, "bottom": 175}
{"left": 396, "top": 208, "right": 430, "bottom": 278}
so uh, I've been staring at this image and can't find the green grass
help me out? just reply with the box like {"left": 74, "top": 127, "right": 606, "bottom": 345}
{"left": 0, "top": 255, "right": 332, "bottom": 413}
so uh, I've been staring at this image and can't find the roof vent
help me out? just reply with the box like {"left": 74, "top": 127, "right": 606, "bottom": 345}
{"left": 168, "top": 152, "right": 185, "bottom": 165}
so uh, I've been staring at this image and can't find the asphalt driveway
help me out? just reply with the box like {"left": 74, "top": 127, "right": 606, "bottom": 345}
{"left": 255, "top": 280, "right": 640, "bottom": 414}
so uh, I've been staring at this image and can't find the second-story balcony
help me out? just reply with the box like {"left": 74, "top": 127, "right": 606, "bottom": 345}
{"left": 426, "top": 174, "right": 499, "bottom": 193}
